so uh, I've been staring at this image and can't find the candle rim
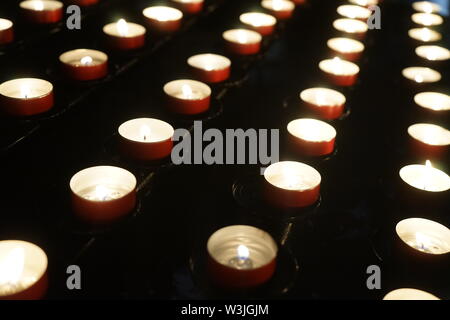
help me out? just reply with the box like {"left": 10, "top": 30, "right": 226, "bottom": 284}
{"left": 415, "top": 45, "right": 450, "bottom": 61}
{"left": 399, "top": 164, "right": 450, "bottom": 192}
{"left": 163, "top": 79, "right": 211, "bottom": 100}
{"left": 412, "top": 1, "right": 442, "bottom": 14}
{"left": 408, "top": 27, "right": 442, "bottom": 42}
{"left": 287, "top": 118, "right": 337, "bottom": 142}
{"left": 300, "top": 87, "right": 346, "bottom": 106}
{"left": 402, "top": 66, "right": 441, "bottom": 83}
{"left": 383, "top": 288, "right": 440, "bottom": 300}
{"left": 0, "top": 78, "right": 53, "bottom": 100}
{"left": 222, "top": 28, "right": 262, "bottom": 44}
{"left": 118, "top": 118, "right": 174, "bottom": 143}
{"left": 142, "top": 6, "right": 183, "bottom": 21}
{"left": 261, "top": 0, "right": 296, "bottom": 11}
{"left": 187, "top": 53, "right": 231, "bottom": 71}
{"left": 408, "top": 123, "right": 450, "bottom": 146}
{"left": 337, "top": 4, "right": 372, "bottom": 20}
{"left": 319, "top": 58, "right": 360, "bottom": 75}
{"left": 239, "top": 12, "right": 277, "bottom": 27}
{"left": 414, "top": 91, "right": 450, "bottom": 111}
{"left": 411, "top": 12, "right": 444, "bottom": 26}
{"left": 264, "top": 161, "right": 322, "bottom": 190}
{"left": 333, "top": 18, "right": 369, "bottom": 33}
{"left": 102, "top": 20, "right": 146, "bottom": 38}
{"left": 59, "top": 48, "right": 108, "bottom": 65}
{"left": 20, "top": 0, "right": 64, "bottom": 10}
{"left": 327, "top": 37, "right": 365, "bottom": 53}
{"left": 0, "top": 18, "right": 13, "bottom": 30}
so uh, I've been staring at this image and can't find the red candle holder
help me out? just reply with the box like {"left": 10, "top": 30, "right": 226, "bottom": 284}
{"left": 327, "top": 37, "right": 365, "bottom": 62}
{"left": 292, "top": 0, "right": 306, "bottom": 4}
{"left": 239, "top": 12, "right": 277, "bottom": 36}
{"left": 0, "top": 78, "right": 54, "bottom": 117}
{"left": 300, "top": 87, "right": 346, "bottom": 120}
{"left": 337, "top": 5, "right": 372, "bottom": 22}
{"left": 0, "top": 240, "right": 48, "bottom": 300}
{"left": 319, "top": 57, "right": 360, "bottom": 87}
{"left": 103, "top": 19, "right": 146, "bottom": 51}
{"left": 383, "top": 288, "right": 440, "bottom": 300}
{"left": 164, "top": 79, "right": 211, "bottom": 115}
{"left": 143, "top": 6, "right": 183, "bottom": 33}
{"left": 0, "top": 19, "right": 14, "bottom": 45}
{"left": 207, "top": 225, "right": 278, "bottom": 289}
{"left": 261, "top": 0, "right": 295, "bottom": 20}
{"left": 287, "top": 118, "right": 337, "bottom": 157}
{"left": 187, "top": 53, "right": 231, "bottom": 83}
{"left": 333, "top": 18, "right": 368, "bottom": 40}
{"left": 118, "top": 118, "right": 174, "bottom": 161}
{"left": 408, "top": 123, "right": 449, "bottom": 159}
{"left": 402, "top": 67, "right": 441, "bottom": 84}
{"left": 414, "top": 92, "right": 450, "bottom": 113}
{"left": 60, "top": 49, "right": 108, "bottom": 81}
{"left": 66, "top": 0, "right": 99, "bottom": 6}
{"left": 263, "top": 161, "right": 321, "bottom": 208}
{"left": 70, "top": 166, "right": 137, "bottom": 224}
{"left": 223, "top": 29, "right": 262, "bottom": 56}
{"left": 20, "top": 0, "right": 63, "bottom": 24}
{"left": 170, "top": 0, "right": 203, "bottom": 14}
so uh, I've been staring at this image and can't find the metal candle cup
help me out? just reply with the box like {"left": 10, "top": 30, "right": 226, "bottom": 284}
{"left": 188, "top": 54, "right": 231, "bottom": 83}
{"left": 60, "top": 49, "right": 108, "bottom": 81}
{"left": 319, "top": 57, "right": 360, "bottom": 87}
{"left": 300, "top": 87, "right": 346, "bottom": 120}
{"left": 164, "top": 79, "right": 211, "bottom": 115}
{"left": 207, "top": 225, "right": 278, "bottom": 289}
{"left": 327, "top": 37, "right": 364, "bottom": 61}
{"left": 103, "top": 19, "right": 146, "bottom": 51}
{"left": 261, "top": 0, "right": 295, "bottom": 20}
{"left": 223, "top": 29, "right": 262, "bottom": 56}
{"left": 142, "top": 6, "right": 183, "bottom": 33}
{"left": 239, "top": 12, "right": 277, "bottom": 36}
{"left": 0, "top": 78, "right": 54, "bottom": 117}
{"left": 264, "top": 161, "right": 321, "bottom": 208}
{"left": 170, "top": 0, "right": 203, "bottom": 14}
{"left": 0, "top": 240, "right": 48, "bottom": 300}
{"left": 118, "top": 118, "right": 174, "bottom": 161}
{"left": 0, "top": 19, "right": 14, "bottom": 45}
{"left": 70, "top": 166, "right": 137, "bottom": 224}
{"left": 20, "top": 0, "right": 63, "bottom": 24}
{"left": 408, "top": 123, "right": 450, "bottom": 159}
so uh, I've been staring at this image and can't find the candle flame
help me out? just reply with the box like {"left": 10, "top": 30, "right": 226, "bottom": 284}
{"left": 415, "top": 232, "right": 432, "bottom": 251}
{"left": 33, "top": 1, "right": 44, "bottom": 11}
{"left": 237, "top": 245, "right": 249, "bottom": 259}
{"left": 80, "top": 56, "right": 93, "bottom": 66}
{"left": 0, "top": 248, "right": 25, "bottom": 286}
{"left": 117, "top": 18, "right": 129, "bottom": 36}
{"left": 422, "top": 160, "right": 433, "bottom": 191}
{"left": 20, "top": 84, "right": 31, "bottom": 99}
{"left": 181, "top": 84, "right": 193, "bottom": 99}
{"left": 425, "top": 160, "right": 432, "bottom": 168}
{"left": 140, "top": 125, "right": 151, "bottom": 141}
{"left": 94, "top": 185, "right": 109, "bottom": 201}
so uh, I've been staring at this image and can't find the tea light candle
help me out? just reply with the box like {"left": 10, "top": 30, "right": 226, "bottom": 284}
{"left": 239, "top": 12, "right": 277, "bottom": 36}
{"left": 164, "top": 79, "right": 211, "bottom": 114}
{"left": 261, "top": 0, "right": 296, "bottom": 20}
{"left": 142, "top": 6, "right": 183, "bottom": 33}
{"left": 412, "top": 1, "right": 442, "bottom": 14}
{"left": 337, "top": 5, "right": 372, "bottom": 21}
{"left": 408, "top": 123, "right": 450, "bottom": 158}
{"left": 415, "top": 45, "right": 450, "bottom": 61}
{"left": 333, "top": 18, "right": 368, "bottom": 39}
{"left": 264, "top": 161, "right": 321, "bottom": 208}
{"left": 67, "top": 0, "right": 99, "bottom": 5}
{"left": 0, "top": 240, "right": 48, "bottom": 300}
{"left": 411, "top": 13, "right": 443, "bottom": 26}
{"left": 187, "top": 54, "right": 231, "bottom": 83}
{"left": 383, "top": 289, "right": 440, "bottom": 300}
{"left": 348, "top": 0, "right": 378, "bottom": 6}
{"left": 118, "top": 118, "right": 174, "bottom": 161}
{"left": 70, "top": 166, "right": 137, "bottom": 224}
{"left": 399, "top": 160, "right": 450, "bottom": 193}
{"left": 103, "top": 19, "right": 146, "bottom": 50}
{"left": 207, "top": 225, "right": 278, "bottom": 289}
{"left": 59, "top": 49, "right": 108, "bottom": 81}
{"left": 408, "top": 28, "right": 442, "bottom": 42}
{"left": 414, "top": 92, "right": 450, "bottom": 112}
{"left": 319, "top": 57, "right": 360, "bottom": 86}
{"left": 170, "top": 0, "right": 203, "bottom": 14}
{"left": 396, "top": 218, "right": 450, "bottom": 255}
{"left": 20, "top": 0, "right": 63, "bottom": 24}
{"left": 0, "top": 19, "right": 14, "bottom": 45}
{"left": 402, "top": 67, "right": 441, "bottom": 84}
{"left": 287, "top": 118, "right": 337, "bottom": 157}
{"left": 327, "top": 37, "right": 365, "bottom": 61}
{"left": 0, "top": 78, "right": 54, "bottom": 117}
{"left": 300, "top": 87, "right": 346, "bottom": 120}
{"left": 223, "top": 29, "right": 262, "bottom": 55}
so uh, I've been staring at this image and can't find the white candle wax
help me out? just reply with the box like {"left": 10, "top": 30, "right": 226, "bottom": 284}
{"left": 414, "top": 92, "right": 450, "bottom": 111}
{"left": 408, "top": 123, "right": 450, "bottom": 146}
{"left": 59, "top": 49, "right": 108, "bottom": 67}
{"left": 327, "top": 37, "right": 364, "bottom": 54}
{"left": 411, "top": 13, "right": 443, "bottom": 26}
{"left": 19, "top": 0, "right": 63, "bottom": 12}
{"left": 119, "top": 118, "right": 174, "bottom": 143}
{"left": 349, "top": 0, "right": 378, "bottom": 6}
{"left": 319, "top": 57, "right": 360, "bottom": 76}
{"left": 333, "top": 18, "right": 368, "bottom": 34}
{"left": 261, "top": 0, "right": 295, "bottom": 12}
{"left": 383, "top": 289, "right": 440, "bottom": 300}
{"left": 0, "top": 18, "right": 13, "bottom": 31}
{"left": 300, "top": 87, "right": 346, "bottom": 106}
{"left": 399, "top": 161, "right": 450, "bottom": 192}
{"left": 0, "top": 78, "right": 52, "bottom": 99}
{"left": 337, "top": 5, "right": 372, "bottom": 20}
{"left": 264, "top": 161, "right": 321, "bottom": 191}
{"left": 402, "top": 67, "right": 441, "bottom": 83}
{"left": 415, "top": 45, "right": 450, "bottom": 61}
{"left": 142, "top": 6, "right": 183, "bottom": 22}
{"left": 222, "top": 29, "right": 262, "bottom": 45}
{"left": 103, "top": 19, "right": 146, "bottom": 38}
{"left": 187, "top": 53, "right": 231, "bottom": 71}
{"left": 164, "top": 79, "right": 211, "bottom": 100}
{"left": 412, "top": 1, "right": 442, "bottom": 14}
{"left": 408, "top": 28, "right": 442, "bottom": 42}
{"left": 239, "top": 12, "right": 277, "bottom": 28}
{"left": 287, "top": 118, "right": 336, "bottom": 142}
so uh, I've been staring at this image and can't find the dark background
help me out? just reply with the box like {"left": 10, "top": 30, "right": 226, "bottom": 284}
{"left": 0, "top": 0, "right": 449, "bottom": 299}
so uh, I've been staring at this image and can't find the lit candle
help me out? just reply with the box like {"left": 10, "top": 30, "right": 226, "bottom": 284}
{"left": 300, "top": 87, "right": 346, "bottom": 120}
{"left": 20, "top": 0, "right": 63, "bottom": 24}
{"left": 142, "top": 6, "right": 183, "bottom": 33}
{"left": 384, "top": 288, "right": 439, "bottom": 300}
{"left": 399, "top": 160, "right": 450, "bottom": 192}
{"left": 411, "top": 13, "right": 443, "bottom": 26}
{"left": 408, "top": 28, "right": 442, "bottom": 42}
{"left": 287, "top": 118, "right": 337, "bottom": 156}
{"left": 59, "top": 49, "right": 108, "bottom": 81}
{"left": 396, "top": 218, "right": 450, "bottom": 255}
{"left": 415, "top": 45, "right": 450, "bottom": 61}
{"left": 319, "top": 57, "right": 360, "bottom": 86}
{"left": 70, "top": 166, "right": 137, "bottom": 224}
{"left": 412, "top": 1, "right": 442, "bottom": 14}
{"left": 0, "top": 18, "right": 14, "bottom": 45}
{"left": 164, "top": 79, "right": 211, "bottom": 114}
{"left": 0, "top": 240, "right": 48, "bottom": 300}
{"left": 187, "top": 53, "right": 231, "bottom": 83}
{"left": 414, "top": 92, "right": 450, "bottom": 112}
{"left": 333, "top": 18, "right": 368, "bottom": 39}
{"left": 337, "top": 5, "right": 372, "bottom": 21}
{"left": 239, "top": 12, "right": 277, "bottom": 36}
{"left": 103, "top": 19, "right": 146, "bottom": 50}
{"left": 327, "top": 37, "right": 365, "bottom": 61}
{"left": 207, "top": 225, "right": 278, "bottom": 289}
{"left": 408, "top": 123, "right": 450, "bottom": 158}
{"left": 348, "top": 0, "right": 378, "bottom": 6}
{"left": 402, "top": 67, "right": 441, "bottom": 84}
{"left": 0, "top": 78, "right": 54, "bottom": 117}
{"left": 118, "top": 118, "right": 174, "bottom": 161}
{"left": 261, "top": 0, "right": 296, "bottom": 20}
{"left": 223, "top": 29, "right": 262, "bottom": 55}
{"left": 264, "top": 161, "right": 321, "bottom": 208}
{"left": 170, "top": 0, "right": 204, "bottom": 14}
